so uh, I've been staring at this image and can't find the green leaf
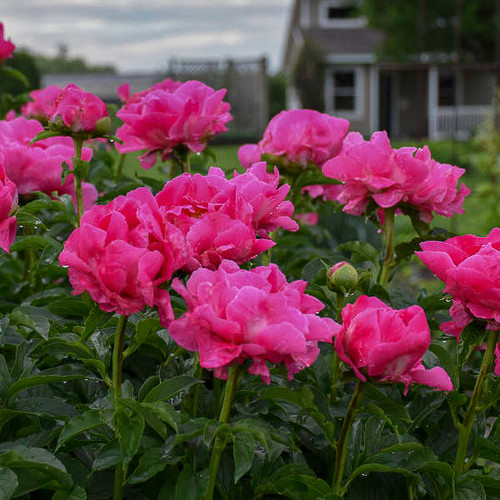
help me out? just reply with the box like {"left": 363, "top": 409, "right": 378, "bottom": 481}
{"left": 475, "top": 436, "right": 500, "bottom": 463}
{"left": 8, "top": 373, "right": 86, "bottom": 400}
{"left": 343, "top": 463, "right": 418, "bottom": 492}
{"left": 121, "top": 398, "right": 178, "bottom": 439}
{"left": 232, "top": 419, "right": 269, "bottom": 450}
{"left": 364, "top": 442, "right": 437, "bottom": 470}
{"left": 56, "top": 410, "right": 104, "bottom": 451}
{"left": 127, "top": 439, "right": 181, "bottom": 485}
{"left": 14, "top": 210, "right": 47, "bottom": 229}
{"left": 80, "top": 304, "right": 111, "bottom": 342}
{"left": 0, "top": 446, "right": 73, "bottom": 491}
{"left": 31, "top": 337, "right": 94, "bottom": 362}
{"left": 30, "top": 130, "right": 68, "bottom": 143}
{"left": 142, "top": 375, "right": 202, "bottom": 403}
{"left": 0, "top": 467, "right": 18, "bottom": 500}
{"left": 52, "top": 485, "right": 87, "bottom": 500}
{"left": 262, "top": 386, "right": 315, "bottom": 409}
{"left": 123, "top": 318, "right": 162, "bottom": 359}
{"left": 93, "top": 441, "right": 121, "bottom": 471}
{"left": 0, "top": 355, "right": 11, "bottom": 401}
{"left": 337, "top": 241, "right": 379, "bottom": 266}
{"left": 113, "top": 407, "right": 145, "bottom": 466}
{"left": 1, "top": 66, "right": 30, "bottom": 87}
{"left": 233, "top": 430, "right": 255, "bottom": 483}
{"left": 47, "top": 300, "right": 90, "bottom": 318}
{"left": 174, "top": 463, "right": 208, "bottom": 500}
{"left": 458, "top": 322, "right": 487, "bottom": 367}
{"left": 10, "top": 235, "right": 62, "bottom": 252}
{"left": 451, "top": 478, "right": 486, "bottom": 500}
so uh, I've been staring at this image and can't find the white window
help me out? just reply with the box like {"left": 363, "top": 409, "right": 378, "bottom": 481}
{"left": 319, "top": 0, "right": 367, "bottom": 28}
{"left": 325, "top": 67, "right": 364, "bottom": 119}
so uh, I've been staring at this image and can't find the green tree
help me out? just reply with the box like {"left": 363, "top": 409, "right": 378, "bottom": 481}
{"left": 361, "top": 0, "right": 496, "bottom": 62}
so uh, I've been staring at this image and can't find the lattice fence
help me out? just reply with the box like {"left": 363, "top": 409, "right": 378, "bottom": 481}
{"left": 167, "top": 57, "right": 269, "bottom": 139}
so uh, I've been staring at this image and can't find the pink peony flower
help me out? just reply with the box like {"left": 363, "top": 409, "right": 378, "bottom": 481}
{"left": 417, "top": 228, "right": 500, "bottom": 339}
{"left": 0, "top": 23, "right": 15, "bottom": 63}
{"left": 117, "top": 78, "right": 182, "bottom": 105}
{"left": 59, "top": 187, "right": 187, "bottom": 322}
{"left": 0, "top": 117, "right": 97, "bottom": 210}
{"left": 0, "top": 155, "right": 18, "bottom": 252}
{"left": 238, "top": 144, "right": 262, "bottom": 169}
{"left": 335, "top": 295, "right": 453, "bottom": 394}
{"left": 155, "top": 165, "right": 297, "bottom": 271}
{"left": 170, "top": 260, "right": 340, "bottom": 383}
{"left": 21, "top": 85, "right": 63, "bottom": 123}
{"left": 228, "top": 162, "right": 298, "bottom": 236}
{"left": 294, "top": 212, "right": 319, "bottom": 226}
{"left": 47, "top": 84, "right": 110, "bottom": 134}
{"left": 322, "top": 131, "right": 469, "bottom": 222}
{"left": 116, "top": 80, "right": 232, "bottom": 169}
{"left": 257, "top": 109, "right": 349, "bottom": 169}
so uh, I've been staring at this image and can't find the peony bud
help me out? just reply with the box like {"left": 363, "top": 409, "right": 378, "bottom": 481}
{"left": 328, "top": 261, "right": 358, "bottom": 293}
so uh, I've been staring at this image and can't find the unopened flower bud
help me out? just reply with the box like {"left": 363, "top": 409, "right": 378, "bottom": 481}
{"left": 328, "top": 261, "right": 358, "bottom": 293}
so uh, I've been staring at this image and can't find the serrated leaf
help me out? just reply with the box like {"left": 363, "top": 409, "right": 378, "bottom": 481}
{"left": 56, "top": 410, "right": 104, "bottom": 450}
{"left": 233, "top": 430, "right": 255, "bottom": 483}
{"left": 142, "top": 375, "right": 201, "bottom": 403}
{"left": 113, "top": 407, "right": 145, "bottom": 466}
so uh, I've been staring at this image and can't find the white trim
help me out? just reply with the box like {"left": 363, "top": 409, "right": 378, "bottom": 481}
{"left": 319, "top": 0, "right": 367, "bottom": 29}
{"left": 325, "top": 65, "right": 365, "bottom": 120}
{"left": 300, "top": 0, "right": 310, "bottom": 28}
{"left": 391, "top": 73, "right": 400, "bottom": 138}
{"left": 428, "top": 66, "right": 439, "bottom": 140}
{"left": 325, "top": 53, "right": 376, "bottom": 64}
{"left": 369, "top": 66, "right": 379, "bottom": 132}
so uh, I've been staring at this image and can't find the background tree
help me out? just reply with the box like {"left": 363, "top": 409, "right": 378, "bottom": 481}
{"left": 361, "top": 0, "right": 496, "bottom": 62}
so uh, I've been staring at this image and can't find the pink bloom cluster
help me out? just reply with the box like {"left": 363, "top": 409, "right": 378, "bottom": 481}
{"left": 239, "top": 109, "right": 349, "bottom": 170}
{"left": 21, "top": 85, "right": 62, "bottom": 123}
{"left": 47, "top": 84, "right": 109, "bottom": 134}
{"left": 0, "top": 117, "right": 97, "bottom": 209}
{"left": 116, "top": 80, "right": 232, "bottom": 169}
{"left": 322, "top": 131, "right": 470, "bottom": 223}
{"left": 170, "top": 260, "right": 339, "bottom": 383}
{"left": 0, "top": 157, "right": 17, "bottom": 252}
{"left": 0, "top": 23, "right": 15, "bottom": 63}
{"left": 417, "top": 228, "right": 500, "bottom": 339}
{"left": 156, "top": 163, "right": 298, "bottom": 271}
{"left": 117, "top": 78, "right": 181, "bottom": 105}
{"left": 335, "top": 295, "right": 453, "bottom": 394}
{"left": 59, "top": 188, "right": 187, "bottom": 323}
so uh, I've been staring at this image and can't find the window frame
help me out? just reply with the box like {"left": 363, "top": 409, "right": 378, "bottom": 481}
{"left": 325, "top": 66, "right": 364, "bottom": 119}
{"left": 318, "top": 0, "right": 367, "bottom": 29}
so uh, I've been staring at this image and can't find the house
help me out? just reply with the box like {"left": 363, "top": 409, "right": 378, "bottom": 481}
{"left": 283, "top": 0, "right": 500, "bottom": 140}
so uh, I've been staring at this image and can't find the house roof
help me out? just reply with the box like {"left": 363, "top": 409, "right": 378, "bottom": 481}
{"left": 304, "top": 27, "right": 384, "bottom": 55}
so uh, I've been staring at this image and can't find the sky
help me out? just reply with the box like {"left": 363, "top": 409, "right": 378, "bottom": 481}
{"left": 2, "top": 0, "right": 293, "bottom": 74}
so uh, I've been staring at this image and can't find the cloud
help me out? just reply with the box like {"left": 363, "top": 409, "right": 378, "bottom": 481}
{"left": 2, "top": 1, "right": 292, "bottom": 72}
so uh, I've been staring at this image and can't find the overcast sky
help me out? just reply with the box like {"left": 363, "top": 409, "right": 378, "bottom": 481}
{"left": 2, "top": 0, "right": 292, "bottom": 74}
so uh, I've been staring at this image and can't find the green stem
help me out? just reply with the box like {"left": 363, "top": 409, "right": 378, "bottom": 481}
{"left": 379, "top": 207, "right": 396, "bottom": 287}
{"left": 453, "top": 330, "right": 500, "bottom": 475}
{"left": 332, "top": 380, "right": 365, "bottom": 496}
{"left": 72, "top": 137, "right": 85, "bottom": 225}
{"left": 192, "top": 352, "right": 202, "bottom": 418}
{"left": 114, "top": 153, "right": 126, "bottom": 182}
{"left": 112, "top": 315, "right": 128, "bottom": 500}
{"left": 330, "top": 349, "right": 341, "bottom": 403}
{"left": 206, "top": 364, "right": 241, "bottom": 500}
